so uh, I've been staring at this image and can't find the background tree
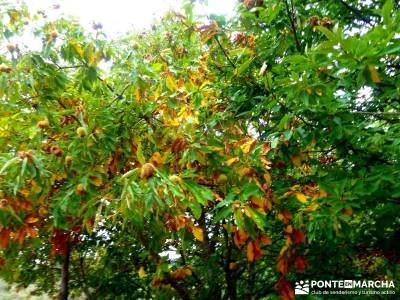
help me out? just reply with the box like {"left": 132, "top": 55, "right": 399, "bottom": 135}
{"left": 0, "top": 0, "right": 399, "bottom": 299}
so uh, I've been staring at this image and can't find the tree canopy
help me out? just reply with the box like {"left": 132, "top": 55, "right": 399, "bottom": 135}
{"left": 0, "top": 0, "right": 399, "bottom": 299}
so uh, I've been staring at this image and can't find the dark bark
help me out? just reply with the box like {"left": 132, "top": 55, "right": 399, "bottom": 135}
{"left": 223, "top": 221, "right": 236, "bottom": 300}
{"left": 58, "top": 242, "right": 70, "bottom": 300}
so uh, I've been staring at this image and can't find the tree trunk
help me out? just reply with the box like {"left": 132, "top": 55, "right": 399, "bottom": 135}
{"left": 59, "top": 242, "right": 70, "bottom": 300}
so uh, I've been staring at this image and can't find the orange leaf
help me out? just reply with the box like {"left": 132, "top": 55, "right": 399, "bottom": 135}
{"left": 291, "top": 229, "right": 305, "bottom": 245}
{"left": 170, "top": 266, "right": 192, "bottom": 281}
{"left": 90, "top": 176, "right": 103, "bottom": 187}
{"left": 294, "top": 256, "right": 307, "bottom": 272}
{"left": 341, "top": 207, "right": 353, "bottom": 216}
{"left": 277, "top": 255, "right": 289, "bottom": 275}
{"left": 260, "top": 156, "right": 272, "bottom": 170}
{"left": 275, "top": 277, "right": 295, "bottom": 300}
{"left": 284, "top": 225, "right": 293, "bottom": 234}
{"left": 261, "top": 142, "right": 271, "bottom": 154}
{"left": 0, "top": 229, "right": 11, "bottom": 248}
{"left": 253, "top": 240, "right": 263, "bottom": 260}
{"left": 260, "top": 235, "right": 272, "bottom": 246}
{"left": 25, "top": 225, "right": 38, "bottom": 238}
{"left": 246, "top": 241, "right": 254, "bottom": 262}
{"left": 277, "top": 209, "right": 292, "bottom": 224}
{"left": 234, "top": 229, "right": 249, "bottom": 248}
{"left": 25, "top": 215, "right": 39, "bottom": 224}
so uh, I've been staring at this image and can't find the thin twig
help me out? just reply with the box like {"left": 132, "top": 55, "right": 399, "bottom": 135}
{"left": 213, "top": 35, "right": 236, "bottom": 69}
{"left": 336, "top": 0, "right": 377, "bottom": 26}
{"left": 57, "top": 64, "right": 85, "bottom": 69}
{"left": 284, "top": 0, "right": 302, "bottom": 53}
{"left": 349, "top": 111, "right": 400, "bottom": 116}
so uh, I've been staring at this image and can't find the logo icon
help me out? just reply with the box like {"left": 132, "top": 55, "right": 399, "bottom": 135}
{"left": 344, "top": 280, "right": 353, "bottom": 288}
{"left": 295, "top": 280, "right": 310, "bottom": 295}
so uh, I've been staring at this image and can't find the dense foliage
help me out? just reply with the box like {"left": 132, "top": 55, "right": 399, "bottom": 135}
{"left": 0, "top": 0, "right": 399, "bottom": 299}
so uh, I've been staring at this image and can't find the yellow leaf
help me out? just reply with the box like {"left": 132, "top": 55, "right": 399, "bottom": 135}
{"left": 72, "top": 42, "right": 84, "bottom": 58}
{"left": 94, "top": 165, "right": 108, "bottom": 174}
{"left": 301, "top": 203, "right": 319, "bottom": 213}
{"left": 295, "top": 192, "right": 308, "bottom": 204}
{"left": 244, "top": 206, "right": 252, "bottom": 218}
{"left": 368, "top": 65, "right": 381, "bottom": 83}
{"left": 88, "top": 43, "right": 95, "bottom": 65}
{"left": 263, "top": 172, "right": 272, "bottom": 185}
{"left": 192, "top": 226, "right": 204, "bottom": 242}
{"left": 95, "top": 51, "right": 103, "bottom": 63}
{"left": 135, "top": 88, "right": 142, "bottom": 102}
{"left": 226, "top": 157, "right": 239, "bottom": 166}
{"left": 153, "top": 83, "right": 162, "bottom": 100}
{"left": 240, "top": 138, "right": 256, "bottom": 154}
{"left": 166, "top": 74, "right": 177, "bottom": 91}
{"left": 150, "top": 152, "right": 164, "bottom": 166}
{"left": 8, "top": 10, "right": 18, "bottom": 23}
{"left": 238, "top": 167, "right": 252, "bottom": 177}
{"left": 138, "top": 266, "right": 146, "bottom": 278}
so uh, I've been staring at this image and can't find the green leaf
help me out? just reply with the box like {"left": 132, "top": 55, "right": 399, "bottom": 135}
{"left": 183, "top": 180, "right": 214, "bottom": 205}
{"left": 213, "top": 206, "right": 232, "bottom": 224}
{"left": 271, "top": 136, "right": 279, "bottom": 149}
{"left": 236, "top": 58, "right": 254, "bottom": 77}
{"left": 137, "top": 143, "right": 146, "bottom": 164}
{"left": 0, "top": 157, "right": 19, "bottom": 175}
{"left": 234, "top": 209, "right": 245, "bottom": 229}
{"left": 185, "top": 199, "right": 202, "bottom": 219}
{"left": 316, "top": 26, "right": 338, "bottom": 42}
{"left": 246, "top": 207, "right": 266, "bottom": 230}
{"left": 20, "top": 157, "right": 27, "bottom": 178}
{"left": 240, "top": 182, "right": 263, "bottom": 201}
{"left": 381, "top": 0, "right": 393, "bottom": 26}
